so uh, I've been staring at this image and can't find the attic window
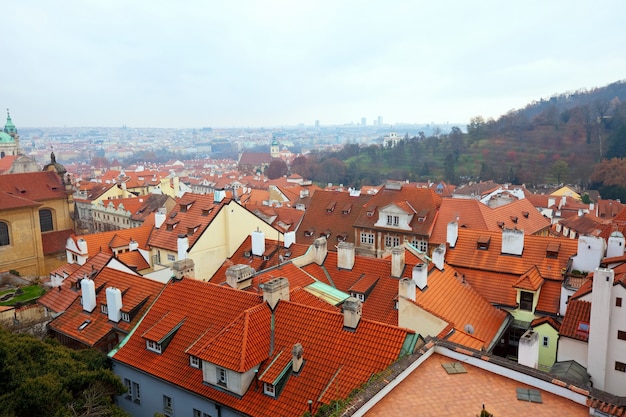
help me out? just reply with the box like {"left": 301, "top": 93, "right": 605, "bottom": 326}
{"left": 263, "top": 383, "right": 276, "bottom": 397}
{"left": 189, "top": 355, "right": 200, "bottom": 369}
{"left": 187, "top": 225, "right": 200, "bottom": 235}
{"left": 326, "top": 201, "right": 336, "bottom": 212}
{"left": 522, "top": 211, "right": 529, "bottom": 218}
{"left": 576, "top": 321, "right": 590, "bottom": 338}
{"left": 121, "top": 312, "right": 130, "bottom": 322}
{"left": 366, "top": 206, "right": 376, "bottom": 217}
{"left": 418, "top": 215, "right": 426, "bottom": 222}
{"left": 337, "top": 233, "right": 348, "bottom": 242}
{"left": 497, "top": 221, "right": 505, "bottom": 229}
{"left": 304, "top": 228, "right": 314, "bottom": 237}
{"left": 78, "top": 320, "right": 91, "bottom": 331}
{"left": 146, "top": 340, "right": 162, "bottom": 353}
{"left": 166, "top": 222, "right": 179, "bottom": 231}
{"left": 320, "top": 229, "right": 331, "bottom": 238}
{"left": 342, "top": 203, "right": 352, "bottom": 214}
{"left": 511, "top": 216, "right": 518, "bottom": 224}
{"left": 546, "top": 242, "right": 560, "bottom": 259}
{"left": 477, "top": 236, "right": 491, "bottom": 250}
{"left": 201, "top": 208, "right": 213, "bottom": 216}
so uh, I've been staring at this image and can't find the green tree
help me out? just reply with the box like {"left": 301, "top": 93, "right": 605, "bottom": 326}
{"left": 551, "top": 160, "right": 569, "bottom": 185}
{"left": 444, "top": 153, "right": 456, "bottom": 183}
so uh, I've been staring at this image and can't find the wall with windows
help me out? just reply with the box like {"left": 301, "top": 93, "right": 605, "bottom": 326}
{"left": 533, "top": 322, "right": 559, "bottom": 371}
{"left": 0, "top": 208, "right": 45, "bottom": 276}
{"left": 604, "top": 285, "right": 626, "bottom": 396}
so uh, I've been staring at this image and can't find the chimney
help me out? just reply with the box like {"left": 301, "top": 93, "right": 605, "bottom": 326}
{"left": 399, "top": 278, "right": 416, "bottom": 301}
{"left": 106, "top": 287, "right": 123, "bottom": 322}
{"left": 343, "top": 297, "right": 362, "bottom": 330}
{"left": 226, "top": 264, "right": 255, "bottom": 289}
{"left": 214, "top": 189, "right": 225, "bottom": 203}
{"left": 548, "top": 197, "right": 556, "bottom": 208}
{"left": 607, "top": 231, "right": 625, "bottom": 258}
{"left": 313, "top": 236, "right": 328, "bottom": 265}
{"left": 431, "top": 245, "right": 445, "bottom": 270}
{"left": 172, "top": 258, "right": 195, "bottom": 280}
{"left": 155, "top": 208, "right": 166, "bottom": 229}
{"left": 337, "top": 242, "right": 355, "bottom": 270}
{"left": 391, "top": 246, "right": 405, "bottom": 278}
{"left": 447, "top": 221, "right": 458, "bottom": 248}
{"left": 292, "top": 343, "right": 304, "bottom": 373}
{"left": 77, "top": 238, "right": 88, "bottom": 255}
{"left": 518, "top": 329, "right": 539, "bottom": 369}
{"left": 560, "top": 195, "right": 567, "bottom": 208}
{"left": 262, "top": 277, "right": 289, "bottom": 310}
{"left": 283, "top": 231, "right": 295, "bottom": 248}
{"left": 177, "top": 234, "right": 189, "bottom": 260}
{"left": 412, "top": 263, "right": 428, "bottom": 290}
{"left": 252, "top": 229, "right": 265, "bottom": 256}
{"left": 588, "top": 268, "right": 614, "bottom": 390}
{"left": 81, "top": 278, "right": 96, "bottom": 312}
{"left": 128, "top": 239, "right": 139, "bottom": 251}
{"left": 501, "top": 228, "right": 524, "bottom": 256}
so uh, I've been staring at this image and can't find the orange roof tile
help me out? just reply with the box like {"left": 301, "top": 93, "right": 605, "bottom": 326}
{"left": 513, "top": 266, "right": 545, "bottom": 291}
{"left": 68, "top": 225, "right": 153, "bottom": 258}
{"left": 0, "top": 171, "right": 68, "bottom": 202}
{"left": 560, "top": 299, "right": 591, "bottom": 341}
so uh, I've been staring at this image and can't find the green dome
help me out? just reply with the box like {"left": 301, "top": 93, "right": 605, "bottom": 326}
{"left": 4, "top": 110, "right": 16, "bottom": 134}
{"left": 0, "top": 132, "right": 13, "bottom": 143}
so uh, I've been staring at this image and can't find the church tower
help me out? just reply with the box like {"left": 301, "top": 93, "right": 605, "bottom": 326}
{"left": 270, "top": 137, "right": 280, "bottom": 158}
{"left": 0, "top": 109, "right": 19, "bottom": 158}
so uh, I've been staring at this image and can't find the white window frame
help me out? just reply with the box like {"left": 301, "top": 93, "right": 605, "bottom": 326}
{"left": 167, "top": 253, "right": 176, "bottom": 262}
{"left": 100, "top": 304, "right": 108, "bottom": 314}
{"left": 121, "top": 312, "right": 130, "bottom": 322}
{"left": 163, "top": 395, "right": 173, "bottom": 414}
{"left": 190, "top": 356, "right": 200, "bottom": 368}
{"left": 263, "top": 382, "right": 276, "bottom": 397}
{"left": 360, "top": 232, "right": 374, "bottom": 245}
{"left": 146, "top": 339, "right": 162, "bottom": 353}
{"left": 385, "top": 235, "right": 400, "bottom": 248}
{"left": 124, "top": 378, "right": 132, "bottom": 399}
{"left": 217, "top": 367, "right": 228, "bottom": 387}
{"left": 132, "top": 381, "right": 141, "bottom": 403}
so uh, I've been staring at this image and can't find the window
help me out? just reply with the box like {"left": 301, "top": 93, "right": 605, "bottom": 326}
{"left": 121, "top": 312, "right": 130, "bottom": 322}
{"left": 519, "top": 291, "right": 534, "bottom": 311}
{"left": 360, "top": 232, "right": 374, "bottom": 245}
{"left": 132, "top": 382, "right": 141, "bottom": 403}
{"left": 217, "top": 367, "right": 228, "bottom": 387}
{"left": 618, "top": 330, "right": 626, "bottom": 341}
{"left": 190, "top": 356, "right": 200, "bottom": 368}
{"left": 0, "top": 222, "right": 9, "bottom": 246}
{"left": 100, "top": 304, "right": 108, "bottom": 314}
{"left": 576, "top": 322, "right": 590, "bottom": 338}
{"left": 384, "top": 235, "right": 400, "bottom": 248}
{"left": 124, "top": 378, "right": 132, "bottom": 399}
{"left": 263, "top": 382, "right": 276, "bottom": 397}
{"left": 193, "top": 410, "right": 202, "bottom": 417}
{"left": 411, "top": 238, "right": 428, "bottom": 253}
{"left": 167, "top": 254, "right": 176, "bottom": 262}
{"left": 617, "top": 297, "right": 623, "bottom": 307}
{"left": 616, "top": 361, "right": 626, "bottom": 372}
{"left": 386, "top": 215, "right": 399, "bottom": 226}
{"left": 163, "top": 395, "right": 173, "bottom": 414}
{"left": 542, "top": 336, "right": 549, "bottom": 347}
{"left": 39, "top": 209, "right": 54, "bottom": 232}
{"left": 146, "top": 340, "right": 162, "bottom": 353}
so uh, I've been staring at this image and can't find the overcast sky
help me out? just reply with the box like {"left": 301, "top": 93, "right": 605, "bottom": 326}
{"left": 2, "top": 1, "right": 626, "bottom": 128}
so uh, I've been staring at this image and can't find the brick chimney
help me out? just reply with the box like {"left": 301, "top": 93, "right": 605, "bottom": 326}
{"left": 343, "top": 297, "right": 362, "bottom": 330}
{"left": 262, "top": 277, "right": 290, "bottom": 310}
{"left": 226, "top": 264, "right": 255, "bottom": 290}
{"left": 292, "top": 343, "right": 304, "bottom": 373}
{"left": 337, "top": 241, "right": 355, "bottom": 270}
{"left": 391, "top": 246, "right": 405, "bottom": 278}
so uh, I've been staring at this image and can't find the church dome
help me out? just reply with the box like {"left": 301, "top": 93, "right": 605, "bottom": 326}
{"left": 0, "top": 131, "right": 13, "bottom": 142}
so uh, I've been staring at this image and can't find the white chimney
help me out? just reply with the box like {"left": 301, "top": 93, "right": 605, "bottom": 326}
{"left": 128, "top": 239, "right": 139, "bottom": 251}
{"left": 560, "top": 195, "right": 567, "bottom": 208}
{"left": 292, "top": 343, "right": 304, "bottom": 373}
{"left": 155, "top": 209, "right": 166, "bottom": 229}
{"left": 548, "top": 197, "right": 556, "bottom": 208}
{"left": 447, "top": 221, "right": 458, "bottom": 248}
{"left": 588, "top": 268, "right": 614, "bottom": 390}
{"left": 81, "top": 278, "right": 96, "bottom": 312}
{"left": 106, "top": 287, "right": 123, "bottom": 322}
{"left": 214, "top": 189, "right": 225, "bottom": 203}
{"left": 391, "top": 246, "right": 405, "bottom": 278}
{"left": 252, "top": 229, "right": 266, "bottom": 256}
{"left": 262, "top": 277, "right": 290, "bottom": 310}
{"left": 399, "top": 278, "right": 416, "bottom": 301}
{"left": 313, "top": 236, "right": 328, "bottom": 265}
{"left": 177, "top": 234, "right": 189, "bottom": 260}
{"left": 343, "top": 297, "right": 362, "bottom": 330}
{"left": 412, "top": 263, "right": 428, "bottom": 290}
{"left": 501, "top": 228, "right": 524, "bottom": 256}
{"left": 607, "top": 231, "right": 625, "bottom": 258}
{"left": 337, "top": 242, "right": 355, "bottom": 270}
{"left": 283, "top": 231, "right": 295, "bottom": 248}
{"left": 77, "top": 238, "right": 88, "bottom": 255}
{"left": 431, "top": 245, "right": 445, "bottom": 270}
{"left": 518, "top": 329, "right": 539, "bottom": 369}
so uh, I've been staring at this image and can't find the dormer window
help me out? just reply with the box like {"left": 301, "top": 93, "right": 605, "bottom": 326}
{"left": 342, "top": 203, "right": 352, "bottom": 214}
{"left": 263, "top": 383, "right": 276, "bottom": 397}
{"left": 201, "top": 208, "right": 213, "bottom": 216}
{"left": 121, "top": 312, "right": 130, "bottom": 322}
{"left": 387, "top": 215, "right": 400, "bottom": 226}
{"left": 304, "top": 228, "right": 314, "bottom": 237}
{"left": 146, "top": 340, "right": 162, "bottom": 353}
{"left": 511, "top": 216, "right": 518, "bottom": 224}
{"left": 100, "top": 304, "right": 108, "bottom": 314}
{"left": 418, "top": 215, "right": 426, "bottom": 222}
{"left": 326, "top": 202, "right": 336, "bottom": 212}
{"left": 546, "top": 242, "right": 560, "bottom": 259}
{"left": 166, "top": 222, "right": 179, "bottom": 231}
{"left": 519, "top": 291, "right": 534, "bottom": 311}
{"left": 477, "top": 236, "right": 490, "bottom": 250}
{"left": 189, "top": 355, "right": 201, "bottom": 369}
{"left": 217, "top": 367, "right": 228, "bottom": 387}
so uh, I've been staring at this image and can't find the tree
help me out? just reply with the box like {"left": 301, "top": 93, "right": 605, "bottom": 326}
{"left": 266, "top": 159, "right": 288, "bottom": 180}
{"left": 444, "top": 153, "right": 456, "bottom": 183}
{"left": 551, "top": 160, "right": 569, "bottom": 185}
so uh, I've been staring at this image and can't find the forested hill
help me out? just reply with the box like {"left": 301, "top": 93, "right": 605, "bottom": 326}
{"left": 292, "top": 80, "right": 626, "bottom": 199}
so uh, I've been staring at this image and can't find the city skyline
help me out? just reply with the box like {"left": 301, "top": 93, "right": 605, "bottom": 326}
{"left": 2, "top": 0, "right": 626, "bottom": 128}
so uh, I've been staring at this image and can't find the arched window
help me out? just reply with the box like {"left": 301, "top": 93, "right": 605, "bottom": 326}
{"left": 0, "top": 222, "right": 9, "bottom": 246}
{"left": 39, "top": 209, "right": 54, "bottom": 232}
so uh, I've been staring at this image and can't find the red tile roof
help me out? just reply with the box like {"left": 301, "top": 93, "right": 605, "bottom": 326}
{"left": 0, "top": 171, "right": 68, "bottom": 202}
{"left": 112, "top": 278, "right": 413, "bottom": 417}
{"left": 559, "top": 299, "right": 591, "bottom": 341}
{"left": 513, "top": 266, "right": 545, "bottom": 291}
{"left": 41, "top": 229, "right": 74, "bottom": 255}
{"left": 67, "top": 225, "right": 153, "bottom": 258}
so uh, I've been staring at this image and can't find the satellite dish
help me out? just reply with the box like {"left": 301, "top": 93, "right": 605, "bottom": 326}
{"left": 464, "top": 324, "right": 475, "bottom": 335}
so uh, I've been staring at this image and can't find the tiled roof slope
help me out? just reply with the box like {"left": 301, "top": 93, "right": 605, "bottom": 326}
{"left": 0, "top": 189, "right": 40, "bottom": 210}
{"left": 354, "top": 184, "right": 442, "bottom": 236}
{"left": 489, "top": 198, "right": 551, "bottom": 234}
{"left": 445, "top": 228, "right": 578, "bottom": 281}
{"left": 148, "top": 193, "right": 229, "bottom": 251}
{"left": 38, "top": 252, "right": 113, "bottom": 313}
{"left": 296, "top": 190, "right": 372, "bottom": 247}
{"left": 130, "top": 194, "right": 172, "bottom": 223}
{"left": 48, "top": 267, "right": 165, "bottom": 347}
{"left": 429, "top": 199, "right": 489, "bottom": 244}
{"left": 112, "top": 279, "right": 413, "bottom": 417}
{"left": 560, "top": 299, "right": 591, "bottom": 341}
{"left": 0, "top": 171, "right": 67, "bottom": 202}
{"left": 67, "top": 225, "right": 153, "bottom": 258}
{"left": 42, "top": 229, "right": 74, "bottom": 255}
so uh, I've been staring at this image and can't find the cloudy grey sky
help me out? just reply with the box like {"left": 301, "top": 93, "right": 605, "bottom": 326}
{"left": 2, "top": 1, "right": 626, "bottom": 128}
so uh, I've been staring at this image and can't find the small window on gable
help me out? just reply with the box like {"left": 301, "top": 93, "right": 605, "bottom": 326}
{"left": 263, "top": 382, "right": 275, "bottom": 397}
{"left": 542, "top": 336, "right": 549, "bottom": 347}
{"left": 190, "top": 356, "right": 201, "bottom": 368}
